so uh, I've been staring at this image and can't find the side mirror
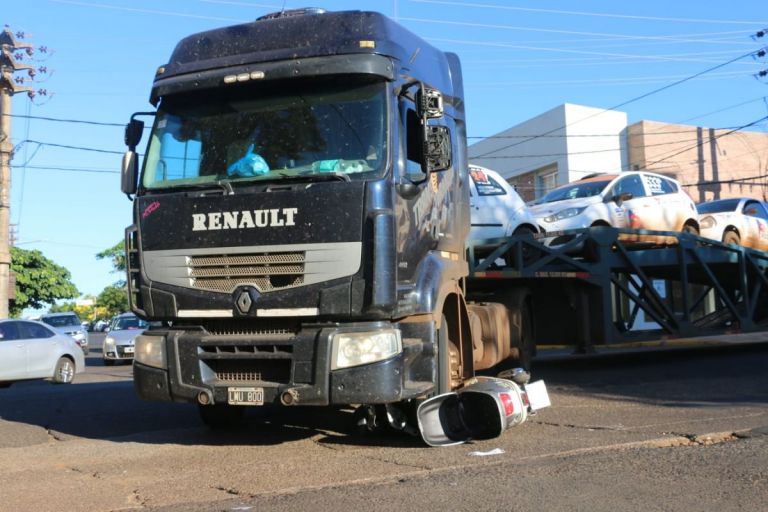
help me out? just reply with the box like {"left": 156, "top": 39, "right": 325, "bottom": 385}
{"left": 121, "top": 151, "right": 138, "bottom": 195}
{"left": 124, "top": 119, "right": 145, "bottom": 149}
{"left": 416, "top": 87, "right": 444, "bottom": 119}
{"left": 424, "top": 125, "right": 452, "bottom": 173}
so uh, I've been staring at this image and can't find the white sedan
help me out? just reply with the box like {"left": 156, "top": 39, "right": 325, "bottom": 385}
{"left": 0, "top": 319, "right": 86, "bottom": 387}
{"left": 698, "top": 197, "right": 768, "bottom": 251}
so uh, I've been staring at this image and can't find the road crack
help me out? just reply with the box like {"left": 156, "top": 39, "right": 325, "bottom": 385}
{"left": 533, "top": 420, "right": 627, "bottom": 432}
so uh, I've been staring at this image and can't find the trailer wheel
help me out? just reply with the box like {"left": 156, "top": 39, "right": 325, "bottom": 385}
{"left": 506, "top": 226, "right": 537, "bottom": 267}
{"left": 683, "top": 222, "right": 699, "bottom": 236}
{"left": 437, "top": 315, "right": 461, "bottom": 394}
{"left": 722, "top": 230, "right": 740, "bottom": 246}
{"left": 198, "top": 404, "right": 246, "bottom": 429}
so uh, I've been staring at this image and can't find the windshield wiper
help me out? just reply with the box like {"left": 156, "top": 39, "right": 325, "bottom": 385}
{"left": 277, "top": 172, "right": 351, "bottom": 183}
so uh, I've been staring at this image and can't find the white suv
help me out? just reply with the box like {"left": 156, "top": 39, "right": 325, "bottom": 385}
{"left": 530, "top": 171, "right": 699, "bottom": 241}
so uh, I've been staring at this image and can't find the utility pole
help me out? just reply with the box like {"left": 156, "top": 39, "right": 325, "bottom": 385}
{"left": 0, "top": 28, "right": 33, "bottom": 318}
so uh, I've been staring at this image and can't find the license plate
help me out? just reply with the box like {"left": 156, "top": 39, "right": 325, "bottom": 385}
{"left": 228, "top": 387, "right": 264, "bottom": 406}
{"left": 124, "top": 346, "right": 135, "bottom": 354}
{"left": 525, "top": 380, "right": 551, "bottom": 412}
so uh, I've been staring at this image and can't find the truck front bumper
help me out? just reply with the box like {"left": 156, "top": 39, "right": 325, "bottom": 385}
{"left": 133, "top": 320, "right": 436, "bottom": 406}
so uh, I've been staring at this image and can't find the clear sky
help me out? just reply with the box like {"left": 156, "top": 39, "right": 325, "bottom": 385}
{"left": 5, "top": 0, "right": 768, "bottom": 302}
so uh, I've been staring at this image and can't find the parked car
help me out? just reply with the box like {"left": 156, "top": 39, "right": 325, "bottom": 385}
{"left": 468, "top": 165, "right": 539, "bottom": 246}
{"left": 698, "top": 197, "right": 768, "bottom": 251}
{"left": 529, "top": 171, "right": 699, "bottom": 245}
{"left": 40, "top": 312, "right": 89, "bottom": 355}
{"left": 103, "top": 313, "right": 151, "bottom": 365}
{"left": 0, "top": 319, "right": 86, "bottom": 387}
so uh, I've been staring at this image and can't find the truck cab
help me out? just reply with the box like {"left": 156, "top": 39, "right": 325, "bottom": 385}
{"left": 122, "top": 9, "right": 480, "bottom": 425}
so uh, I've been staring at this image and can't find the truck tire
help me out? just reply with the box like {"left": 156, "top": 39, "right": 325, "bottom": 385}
{"left": 507, "top": 299, "right": 534, "bottom": 371}
{"left": 198, "top": 404, "right": 246, "bottom": 429}
{"left": 517, "top": 300, "right": 534, "bottom": 371}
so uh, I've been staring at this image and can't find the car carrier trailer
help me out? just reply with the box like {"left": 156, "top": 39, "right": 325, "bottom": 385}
{"left": 118, "top": 7, "right": 765, "bottom": 438}
{"left": 467, "top": 226, "right": 768, "bottom": 354}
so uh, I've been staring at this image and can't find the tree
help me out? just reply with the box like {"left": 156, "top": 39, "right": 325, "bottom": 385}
{"left": 9, "top": 247, "right": 79, "bottom": 317}
{"left": 96, "top": 285, "right": 129, "bottom": 318}
{"left": 97, "top": 240, "right": 126, "bottom": 285}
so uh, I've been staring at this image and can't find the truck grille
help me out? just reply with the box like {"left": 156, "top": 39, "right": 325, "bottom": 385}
{"left": 188, "top": 251, "right": 305, "bottom": 293}
{"left": 206, "top": 359, "right": 292, "bottom": 384}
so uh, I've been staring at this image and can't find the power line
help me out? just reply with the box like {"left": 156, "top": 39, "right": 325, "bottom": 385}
{"left": 470, "top": 70, "right": 751, "bottom": 88}
{"left": 676, "top": 96, "right": 768, "bottom": 124}
{"left": 465, "top": 49, "right": 755, "bottom": 66}
{"left": 13, "top": 140, "right": 125, "bottom": 156}
{"left": 410, "top": 0, "right": 768, "bottom": 26}
{"left": 473, "top": 46, "right": 766, "bottom": 159}
{"left": 681, "top": 173, "right": 768, "bottom": 187}
{"left": 645, "top": 115, "right": 768, "bottom": 167}
{"left": 9, "top": 164, "right": 118, "bottom": 174}
{"left": 3, "top": 112, "right": 125, "bottom": 127}
{"left": 405, "top": 17, "right": 760, "bottom": 46}
{"left": 50, "top": 0, "right": 246, "bottom": 22}
{"left": 469, "top": 121, "right": 767, "bottom": 139}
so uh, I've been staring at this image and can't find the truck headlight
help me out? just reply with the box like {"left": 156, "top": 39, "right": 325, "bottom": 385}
{"left": 331, "top": 330, "right": 402, "bottom": 370}
{"left": 135, "top": 334, "right": 167, "bottom": 369}
{"left": 699, "top": 215, "right": 716, "bottom": 229}
{"left": 543, "top": 207, "right": 587, "bottom": 223}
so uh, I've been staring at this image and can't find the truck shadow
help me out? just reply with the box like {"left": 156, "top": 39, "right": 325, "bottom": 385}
{"left": 530, "top": 342, "right": 768, "bottom": 406}
{"left": 0, "top": 380, "right": 422, "bottom": 448}
{"left": 3, "top": 343, "right": 762, "bottom": 448}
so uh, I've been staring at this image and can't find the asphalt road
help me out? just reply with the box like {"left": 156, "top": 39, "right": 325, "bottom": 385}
{"left": 0, "top": 334, "right": 766, "bottom": 511}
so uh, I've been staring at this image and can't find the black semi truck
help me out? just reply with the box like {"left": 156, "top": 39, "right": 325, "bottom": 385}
{"left": 121, "top": 8, "right": 533, "bottom": 429}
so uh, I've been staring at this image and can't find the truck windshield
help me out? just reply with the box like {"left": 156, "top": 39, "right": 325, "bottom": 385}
{"left": 141, "top": 80, "right": 387, "bottom": 189}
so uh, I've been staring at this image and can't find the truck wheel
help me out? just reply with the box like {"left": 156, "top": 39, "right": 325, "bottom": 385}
{"left": 437, "top": 315, "right": 461, "bottom": 394}
{"left": 52, "top": 357, "right": 76, "bottom": 384}
{"left": 198, "top": 404, "right": 246, "bottom": 429}
{"left": 519, "top": 300, "right": 535, "bottom": 370}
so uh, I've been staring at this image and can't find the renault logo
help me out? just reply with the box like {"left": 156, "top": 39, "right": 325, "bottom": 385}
{"left": 236, "top": 290, "right": 253, "bottom": 314}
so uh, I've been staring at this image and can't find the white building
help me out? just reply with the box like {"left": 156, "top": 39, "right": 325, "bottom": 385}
{"left": 468, "top": 104, "right": 628, "bottom": 201}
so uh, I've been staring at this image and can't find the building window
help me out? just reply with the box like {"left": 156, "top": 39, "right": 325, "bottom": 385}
{"left": 536, "top": 169, "right": 558, "bottom": 198}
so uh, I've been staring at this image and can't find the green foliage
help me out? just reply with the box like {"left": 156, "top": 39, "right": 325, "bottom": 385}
{"left": 97, "top": 241, "right": 126, "bottom": 286}
{"left": 49, "top": 302, "right": 78, "bottom": 313}
{"left": 10, "top": 247, "right": 79, "bottom": 317}
{"left": 96, "top": 285, "right": 129, "bottom": 318}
